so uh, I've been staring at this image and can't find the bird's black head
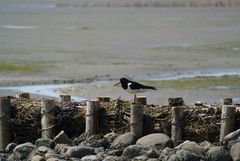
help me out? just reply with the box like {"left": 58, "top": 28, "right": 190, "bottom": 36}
{"left": 119, "top": 77, "right": 129, "bottom": 89}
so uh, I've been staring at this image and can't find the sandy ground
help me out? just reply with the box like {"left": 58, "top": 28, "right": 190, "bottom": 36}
{"left": 0, "top": 3, "right": 240, "bottom": 104}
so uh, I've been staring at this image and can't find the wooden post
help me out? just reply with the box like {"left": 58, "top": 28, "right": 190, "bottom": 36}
{"left": 136, "top": 96, "right": 147, "bottom": 105}
{"left": 85, "top": 100, "right": 99, "bottom": 137}
{"left": 96, "top": 96, "right": 111, "bottom": 102}
{"left": 169, "top": 97, "right": 184, "bottom": 145}
{"left": 220, "top": 105, "right": 236, "bottom": 142}
{"left": 220, "top": 98, "right": 232, "bottom": 105}
{"left": 16, "top": 93, "right": 30, "bottom": 99}
{"left": 41, "top": 99, "right": 56, "bottom": 139}
{"left": 59, "top": 95, "right": 71, "bottom": 103}
{"left": 0, "top": 98, "right": 11, "bottom": 151}
{"left": 130, "top": 103, "right": 144, "bottom": 138}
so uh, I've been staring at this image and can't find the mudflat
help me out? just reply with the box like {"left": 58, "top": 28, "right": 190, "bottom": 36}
{"left": 0, "top": 2, "right": 240, "bottom": 104}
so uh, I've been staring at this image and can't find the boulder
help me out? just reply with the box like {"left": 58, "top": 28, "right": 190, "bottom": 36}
{"left": 175, "top": 140, "right": 206, "bottom": 155}
{"left": 167, "top": 154, "right": 183, "bottom": 161}
{"left": 31, "top": 155, "right": 46, "bottom": 161}
{"left": 73, "top": 132, "right": 88, "bottom": 145}
{"left": 104, "top": 133, "right": 119, "bottom": 145}
{"left": 81, "top": 155, "right": 101, "bottom": 161}
{"left": 207, "top": 146, "right": 232, "bottom": 161}
{"left": 136, "top": 133, "right": 173, "bottom": 150}
{"left": 110, "top": 132, "right": 137, "bottom": 149}
{"left": 35, "top": 138, "right": 55, "bottom": 148}
{"left": 176, "top": 149, "right": 202, "bottom": 161}
{"left": 224, "top": 129, "right": 240, "bottom": 143}
{"left": 199, "top": 140, "right": 213, "bottom": 151}
{"left": 80, "top": 134, "right": 108, "bottom": 148}
{"left": 65, "top": 146, "right": 95, "bottom": 158}
{"left": 103, "top": 156, "right": 129, "bottom": 161}
{"left": 5, "top": 143, "right": 17, "bottom": 153}
{"left": 54, "top": 131, "right": 72, "bottom": 145}
{"left": 230, "top": 141, "right": 240, "bottom": 161}
{"left": 122, "top": 145, "right": 158, "bottom": 158}
{"left": 13, "top": 142, "right": 35, "bottom": 160}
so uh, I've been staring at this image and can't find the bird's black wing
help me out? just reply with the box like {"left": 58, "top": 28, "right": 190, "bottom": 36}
{"left": 129, "top": 80, "right": 157, "bottom": 90}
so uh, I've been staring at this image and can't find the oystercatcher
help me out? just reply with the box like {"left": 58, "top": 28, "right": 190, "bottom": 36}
{"left": 114, "top": 77, "right": 157, "bottom": 103}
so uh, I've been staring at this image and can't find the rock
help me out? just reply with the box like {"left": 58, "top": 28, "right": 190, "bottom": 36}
{"left": 103, "top": 156, "right": 129, "bottom": 161}
{"left": 80, "top": 134, "right": 108, "bottom": 148}
{"left": 122, "top": 145, "right": 158, "bottom": 158}
{"left": 31, "top": 155, "right": 46, "bottom": 161}
{"left": 81, "top": 155, "right": 101, "bottom": 161}
{"left": 167, "top": 154, "right": 183, "bottom": 161}
{"left": 207, "top": 146, "right": 232, "bottom": 161}
{"left": 175, "top": 140, "right": 206, "bottom": 155}
{"left": 73, "top": 132, "right": 88, "bottom": 145}
{"left": 199, "top": 140, "right": 213, "bottom": 151}
{"left": 5, "top": 143, "right": 17, "bottom": 153}
{"left": 110, "top": 132, "right": 137, "bottom": 149}
{"left": 230, "top": 141, "right": 240, "bottom": 161}
{"left": 159, "top": 147, "right": 176, "bottom": 160}
{"left": 224, "top": 129, "right": 240, "bottom": 143}
{"left": 54, "top": 131, "right": 72, "bottom": 145}
{"left": 136, "top": 133, "right": 173, "bottom": 150}
{"left": 54, "top": 144, "right": 69, "bottom": 154}
{"left": 13, "top": 142, "right": 35, "bottom": 160}
{"left": 106, "top": 149, "right": 123, "bottom": 156}
{"left": 35, "top": 138, "right": 55, "bottom": 148}
{"left": 104, "top": 133, "right": 119, "bottom": 145}
{"left": 176, "top": 149, "right": 202, "bottom": 161}
{"left": 38, "top": 146, "right": 54, "bottom": 154}
{"left": 65, "top": 146, "right": 95, "bottom": 158}
{"left": 46, "top": 158, "right": 66, "bottom": 161}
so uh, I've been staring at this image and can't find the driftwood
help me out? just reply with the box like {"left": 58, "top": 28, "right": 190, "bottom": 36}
{"left": 4, "top": 97, "right": 240, "bottom": 144}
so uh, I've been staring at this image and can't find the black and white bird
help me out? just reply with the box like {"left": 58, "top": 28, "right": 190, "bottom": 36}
{"left": 114, "top": 77, "right": 157, "bottom": 102}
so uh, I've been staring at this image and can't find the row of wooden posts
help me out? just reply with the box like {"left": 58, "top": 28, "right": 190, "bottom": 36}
{"left": 0, "top": 93, "right": 237, "bottom": 151}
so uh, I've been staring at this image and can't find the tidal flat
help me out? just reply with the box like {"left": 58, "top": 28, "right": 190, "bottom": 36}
{"left": 0, "top": 2, "right": 240, "bottom": 104}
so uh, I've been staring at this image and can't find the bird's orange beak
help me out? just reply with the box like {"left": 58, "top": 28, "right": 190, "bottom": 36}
{"left": 114, "top": 81, "right": 121, "bottom": 87}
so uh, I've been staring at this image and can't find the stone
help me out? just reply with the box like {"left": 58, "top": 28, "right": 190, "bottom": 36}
{"left": 122, "top": 145, "right": 158, "bottom": 158}
{"left": 230, "top": 142, "right": 240, "bottom": 161}
{"left": 31, "top": 155, "right": 46, "bottom": 161}
{"left": 73, "top": 132, "right": 88, "bottom": 145}
{"left": 103, "top": 156, "right": 129, "bottom": 161}
{"left": 167, "top": 154, "right": 183, "bottom": 161}
{"left": 224, "top": 129, "right": 240, "bottom": 143}
{"left": 207, "top": 146, "right": 232, "bottom": 161}
{"left": 13, "top": 142, "right": 35, "bottom": 160}
{"left": 104, "top": 133, "right": 119, "bottom": 145}
{"left": 176, "top": 149, "right": 202, "bottom": 161}
{"left": 175, "top": 140, "right": 206, "bottom": 155}
{"left": 5, "top": 143, "right": 17, "bottom": 153}
{"left": 35, "top": 138, "right": 55, "bottom": 148}
{"left": 65, "top": 146, "right": 95, "bottom": 158}
{"left": 159, "top": 147, "right": 176, "bottom": 160}
{"left": 110, "top": 132, "right": 137, "bottom": 149}
{"left": 46, "top": 158, "right": 66, "bottom": 161}
{"left": 80, "top": 134, "right": 108, "bottom": 148}
{"left": 54, "top": 131, "right": 72, "bottom": 145}
{"left": 136, "top": 133, "right": 173, "bottom": 150}
{"left": 38, "top": 146, "right": 54, "bottom": 154}
{"left": 81, "top": 155, "right": 101, "bottom": 161}
{"left": 199, "top": 140, "right": 213, "bottom": 151}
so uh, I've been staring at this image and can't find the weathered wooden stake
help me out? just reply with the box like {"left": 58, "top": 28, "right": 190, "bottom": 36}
{"left": 169, "top": 97, "right": 184, "bottom": 145}
{"left": 59, "top": 95, "right": 71, "bottom": 103}
{"left": 171, "top": 106, "right": 184, "bottom": 145}
{"left": 16, "top": 93, "right": 30, "bottom": 99}
{"left": 96, "top": 96, "right": 111, "bottom": 102}
{"left": 130, "top": 103, "right": 144, "bottom": 138}
{"left": 220, "top": 98, "right": 232, "bottom": 105}
{"left": 136, "top": 96, "right": 147, "bottom": 105}
{"left": 220, "top": 105, "right": 236, "bottom": 142}
{"left": 85, "top": 100, "right": 99, "bottom": 137}
{"left": 41, "top": 99, "right": 56, "bottom": 139}
{"left": 0, "top": 98, "right": 11, "bottom": 151}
